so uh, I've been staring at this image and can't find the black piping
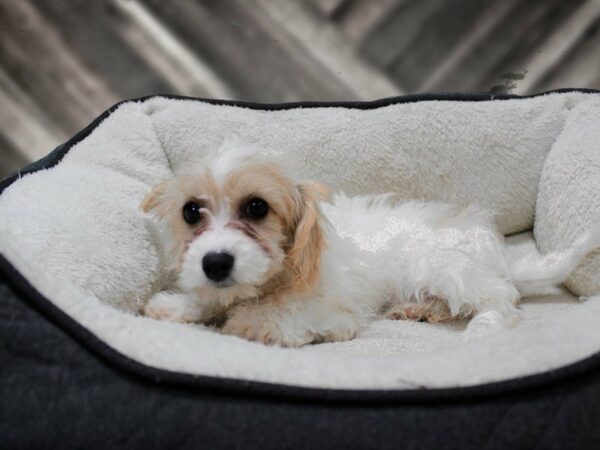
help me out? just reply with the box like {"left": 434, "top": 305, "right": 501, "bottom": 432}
{"left": 1, "top": 89, "right": 600, "bottom": 404}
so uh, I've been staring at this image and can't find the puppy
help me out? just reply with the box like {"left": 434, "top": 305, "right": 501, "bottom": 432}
{"left": 142, "top": 144, "right": 600, "bottom": 347}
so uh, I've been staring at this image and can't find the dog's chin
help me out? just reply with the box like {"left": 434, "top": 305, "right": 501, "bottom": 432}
{"left": 211, "top": 279, "right": 236, "bottom": 289}
{"left": 182, "top": 278, "right": 262, "bottom": 307}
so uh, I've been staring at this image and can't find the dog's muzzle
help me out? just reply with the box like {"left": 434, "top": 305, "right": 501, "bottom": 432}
{"left": 202, "top": 252, "right": 235, "bottom": 283}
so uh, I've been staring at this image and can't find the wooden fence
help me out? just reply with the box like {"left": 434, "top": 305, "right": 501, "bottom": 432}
{"left": 1, "top": 0, "right": 599, "bottom": 177}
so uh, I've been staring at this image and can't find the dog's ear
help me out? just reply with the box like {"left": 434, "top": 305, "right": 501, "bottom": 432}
{"left": 286, "top": 181, "right": 329, "bottom": 293}
{"left": 140, "top": 181, "right": 169, "bottom": 215}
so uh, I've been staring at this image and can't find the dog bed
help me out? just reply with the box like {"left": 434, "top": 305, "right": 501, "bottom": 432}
{"left": 2, "top": 90, "right": 600, "bottom": 449}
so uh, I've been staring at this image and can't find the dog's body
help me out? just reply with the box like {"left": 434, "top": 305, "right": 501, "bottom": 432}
{"left": 143, "top": 144, "right": 600, "bottom": 347}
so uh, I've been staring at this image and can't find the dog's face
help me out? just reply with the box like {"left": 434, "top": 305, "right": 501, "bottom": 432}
{"left": 141, "top": 146, "right": 327, "bottom": 306}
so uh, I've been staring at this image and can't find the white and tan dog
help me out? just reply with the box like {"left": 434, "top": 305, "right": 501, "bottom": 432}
{"left": 142, "top": 144, "right": 600, "bottom": 347}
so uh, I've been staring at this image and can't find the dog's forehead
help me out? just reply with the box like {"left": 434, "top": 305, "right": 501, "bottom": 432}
{"left": 208, "top": 145, "right": 263, "bottom": 182}
{"left": 209, "top": 160, "right": 292, "bottom": 199}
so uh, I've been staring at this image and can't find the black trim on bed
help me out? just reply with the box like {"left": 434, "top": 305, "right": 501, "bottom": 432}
{"left": 3, "top": 274, "right": 599, "bottom": 450}
{"left": 1, "top": 89, "right": 600, "bottom": 405}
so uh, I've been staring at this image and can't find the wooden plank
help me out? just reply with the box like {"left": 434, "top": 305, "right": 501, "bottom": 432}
{"left": 0, "top": 65, "right": 67, "bottom": 146}
{"left": 143, "top": 0, "right": 356, "bottom": 102}
{"left": 0, "top": 132, "right": 29, "bottom": 180}
{"left": 387, "top": 0, "right": 500, "bottom": 93}
{"left": 534, "top": 16, "right": 600, "bottom": 92}
{"left": 0, "top": 1, "right": 118, "bottom": 134}
{"left": 0, "top": 83, "right": 62, "bottom": 162}
{"left": 306, "top": 0, "right": 349, "bottom": 17}
{"left": 477, "top": 0, "right": 586, "bottom": 94}
{"left": 418, "top": 0, "right": 518, "bottom": 92}
{"left": 359, "top": 0, "right": 442, "bottom": 70}
{"left": 406, "top": 0, "right": 579, "bottom": 93}
{"left": 252, "top": 0, "right": 401, "bottom": 99}
{"left": 333, "top": 0, "right": 400, "bottom": 43}
{"left": 112, "top": 0, "right": 235, "bottom": 98}
{"left": 513, "top": 0, "right": 600, "bottom": 94}
{"left": 414, "top": 0, "right": 535, "bottom": 92}
{"left": 28, "top": 0, "right": 173, "bottom": 100}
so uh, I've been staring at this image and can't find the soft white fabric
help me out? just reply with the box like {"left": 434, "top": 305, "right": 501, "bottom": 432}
{"left": 1, "top": 92, "right": 599, "bottom": 390}
{"left": 145, "top": 95, "right": 579, "bottom": 234}
{"left": 535, "top": 99, "right": 600, "bottom": 295}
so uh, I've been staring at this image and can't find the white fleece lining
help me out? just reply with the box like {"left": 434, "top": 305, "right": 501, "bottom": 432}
{"left": 535, "top": 99, "right": 600, "bottom": 296}
{"left": 1, "top": 93, "right": 600, "bottom": 390}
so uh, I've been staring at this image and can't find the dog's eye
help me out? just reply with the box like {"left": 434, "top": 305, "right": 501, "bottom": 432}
{"left": 245, "top": 197, "right": 269, "bottom": 220}
{"left": 183, "top": 202, "right": 202, "bottom": 225}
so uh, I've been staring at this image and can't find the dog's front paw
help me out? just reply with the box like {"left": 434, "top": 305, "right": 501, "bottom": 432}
{"left": 318, "top": 316, "right": 361, "bottom": 343}
{"left": 385, "top": 298, "right": 454, "bottom": 323}
{"left": 144, "top": 292, "right": 205, "bottom": 323}
{"left": 222, "top": 307, "right": 313, "bottom": 347}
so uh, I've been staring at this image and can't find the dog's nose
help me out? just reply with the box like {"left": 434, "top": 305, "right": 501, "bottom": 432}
{"left": 202, "top": 252, "right": 235, "bottom": 282}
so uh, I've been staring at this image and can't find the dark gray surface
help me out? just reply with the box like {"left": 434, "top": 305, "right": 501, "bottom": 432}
{"left": 2, "top": 266, "right": 600, "bottom": 449}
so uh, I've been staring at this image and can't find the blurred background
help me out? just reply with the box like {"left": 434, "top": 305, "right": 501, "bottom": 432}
{"left": 1, "top": 0, "right": 600, "bottom": 178}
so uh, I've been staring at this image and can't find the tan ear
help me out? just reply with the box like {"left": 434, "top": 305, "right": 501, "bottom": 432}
{"left": 286, "top": 181, "right": 329, "bottom": 293}
{"left": 140, "top": 181, "right": 169, "bottom": 214}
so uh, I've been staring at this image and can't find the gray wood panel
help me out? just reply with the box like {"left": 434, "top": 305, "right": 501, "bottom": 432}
{"left": 144, "top": 0, "right": 355, "bottom": 102}
{"left": 535, "top": 16, "right": 600, "bottom": 92}
{"left": 480, "top": 0, "right": 588, "bottom": 94}
{"left": 0, "top": 133, "right": 28, "bottom": 179}
{"left": 0, "top": 0, "right": 599, "bottom": 175}
{"left": 0, "top": 1, "right": 118, "bottom": 134}
{"left": 29, "top": 0, "right": 175, "bottom": 98}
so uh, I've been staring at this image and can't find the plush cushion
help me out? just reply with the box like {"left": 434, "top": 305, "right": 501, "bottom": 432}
{"left": 1, "top": 92, "right": 599, "bottom": 390}
{"left": 535, "top": 99, "right": 600, "bottom": 295}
